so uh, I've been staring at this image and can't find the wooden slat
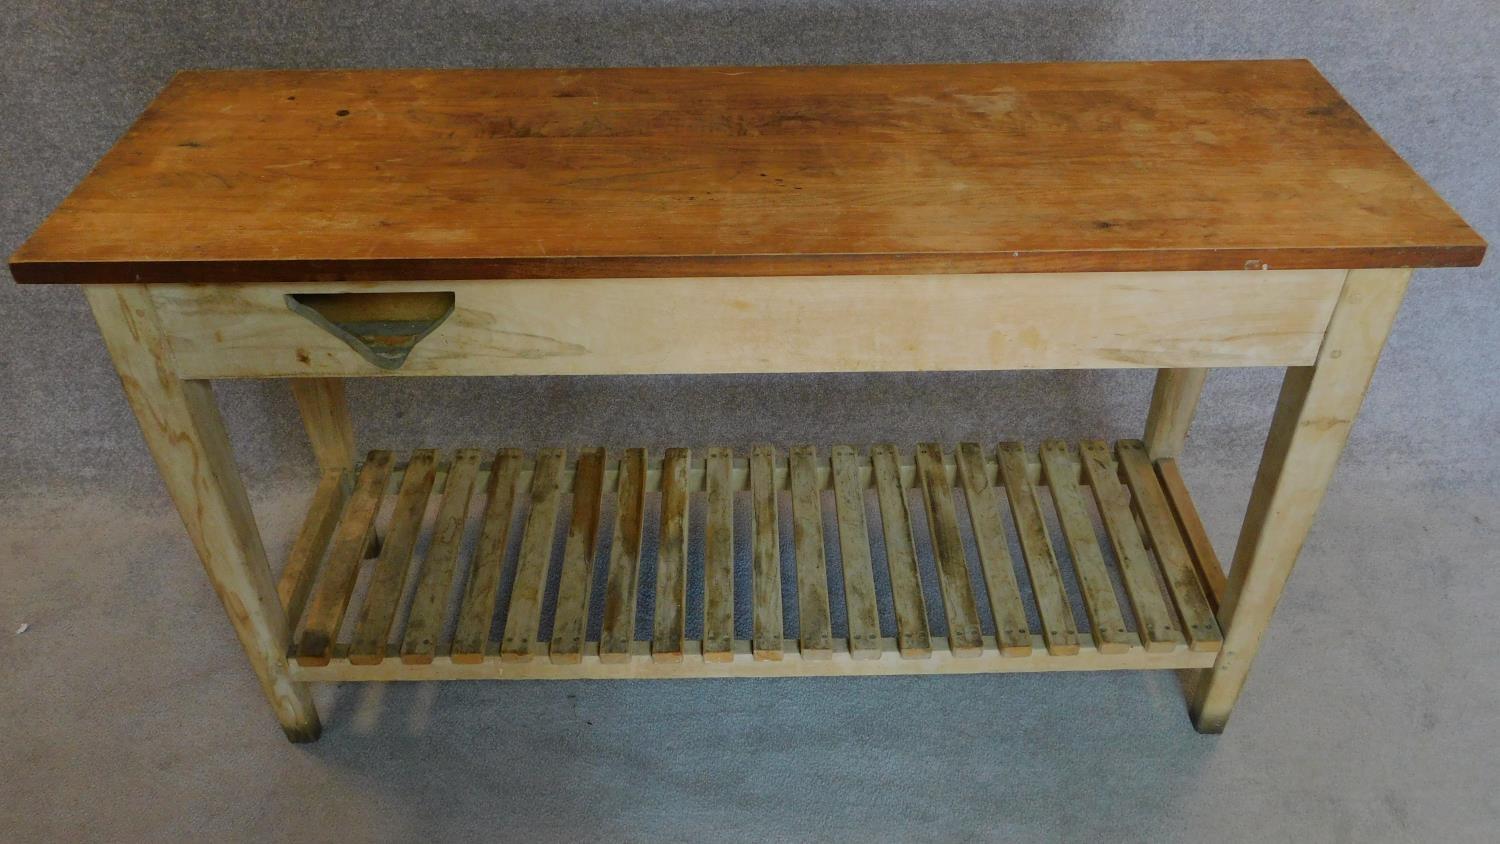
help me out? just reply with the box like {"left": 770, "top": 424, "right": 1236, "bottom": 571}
{"left": 449, "top": 449, "right": 524, "bottom": 663}
{"left": 1037, "top": 441, "right": 1132, "bottom": 654}
{"left": 702, "top": 448, "right": 735, "bottom": 662}
{"left": 295, "top": 451, "right": 393, "bottom": 666}
{"left": 789, "top": 446, "right": 833, "bottom": 659}
{"left": 954, "top": 443, "right": 1031, "bottom": 656}
{"left": 1116, "top": 440, "right": 1223, "bottom": 651}
{"left": 1155, "top": 458, "right": 1227, "bottom": 612}
{"left": 276, "top": 468, "right": 346, "bottom": 624}
{"left": 292, "top": 635, "right": 1220, "bottom": 682}
{"left": 499, "top": 448, "right": 566, "bottom": 662}
{"left": 599, "top": 448, "right": 648, "bottom": 664}
{"left": 282, "top": 438, "right": 1230, "bottom": 679}
{"left": 1077, "top": 440, "right": 1180, "bottom": 652}
{"left": 348, "top": 450, "right": 438, "bottom": 665}
{"left": 830, "top": 446, "right": 882, "bottom": 659}
{"left": 399, "top": 449, "right": 482, "bottom": 664}
{"left": 871, "top": 444, "right": 931, "bottom": 658}
{"left": 549, "top": 448, "right": 607, "bottom": 664}
{"left": 750, "top": 445, "right": 784, "bottom": 660}
{"left": 652, "top": 448, "right": 692, "bottom": 663}
{"left": 995, "top": 443, "right": 1081, "bottom": 656}
{"left": 915, "top": 444, "right": 983, "bottom": 657}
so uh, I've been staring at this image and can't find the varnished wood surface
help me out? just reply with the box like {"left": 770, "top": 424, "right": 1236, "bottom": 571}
{"left": 11, "top": 61, "right": 1482, "bottom": 284}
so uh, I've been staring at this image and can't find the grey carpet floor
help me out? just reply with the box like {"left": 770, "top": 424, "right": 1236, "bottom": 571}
{"left": 4, "top": 455, "right": 1497, "bottom": 842}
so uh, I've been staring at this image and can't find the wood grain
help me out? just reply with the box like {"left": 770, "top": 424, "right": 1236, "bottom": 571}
{"left": 150, "top": 270, "right": 1349, "bottom": 379}
{"left": 915, "top": 444, "right": 983, "bottom": 657}
{"left": 1191, "top": 268, "right": 1413, "bottom": 733}
{"left": 551, "top": 448, "right": 607, "bottom": 664}
{"left": 651, "top": 448, "right": 691, "bottom": 663}
{"left": 1144, "top": 368, "right": 1208, "bottom": 459}
{"left": 996, "top": 443, "right": 1081, "bottom": 656}
{"left": 789, "top": 446, "right": 833, "bottom": 659}
{"left": 1078, "top": 440, "right": 1181, "bottom": 652}
{"left": 1038, "top": 441, "right": 1132, "bottom": 654}
{"left": 401, "top": 449, "right": 482, "bottom": 664}
{"left": 499, "top": 448, "right": 565, "bottom": 662}
{"left": 829, "top": 446, "right": 883, "bottom": 659}
{"left": 1116, "top": 440, "right": 1223, "bottom": 652}
{"left": 1155, "top": 458, "right": 1227, "bottom": 612}
{"left": 85, "top": 284, "right": 321, "bottom": 740}
{"left": 871, "top": 444, "right": 931, "bottom": 658}
{"left": 289, "top": 379, "right": 357, "bottom": 471}
{"left": 348, "top": 449, "right": 437, "bottom": 664}
{"left": 953, "top": 443, "right": 1031, "bottom": 656}
{"left": 14, "top": 62, "right": 1481, "bottom": 284}
{"left": 270, "top": 443, "right": 1234, "bottom": 683}
{"left": 598, "top": 449, "right": 648, "bottom": 664}
{"left": 276, "top": 468, "right": 346, "bottom": 625}
{"left": 449, "top": 449, "right": 524, "bottom": 663}
{"left": 295, "top": 451, "right": 393, "bottom": 667}
{"left": 750, "top": 445, "right": 784, "bottom": 660}
{"left": 702, "top": 448, "right": 736, "bottom": 662}
{"left": 292, "top": 636, "right": 1218, "bottom": 682}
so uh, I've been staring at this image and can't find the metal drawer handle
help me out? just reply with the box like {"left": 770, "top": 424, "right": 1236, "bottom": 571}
{"left": 286, "top": 291, "right": 455, "bottom": 370}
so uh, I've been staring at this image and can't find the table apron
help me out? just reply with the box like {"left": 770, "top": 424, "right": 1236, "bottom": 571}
{"left": 146, "top": 269, "right": 1348, "bottom": 379}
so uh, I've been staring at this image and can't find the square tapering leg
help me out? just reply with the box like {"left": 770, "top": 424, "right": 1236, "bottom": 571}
{"left": 87, "top": 285, "right": 321, "bottom": 742}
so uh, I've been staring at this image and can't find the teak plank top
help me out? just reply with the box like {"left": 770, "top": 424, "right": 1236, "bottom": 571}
{"left": 11, "top": 61, "right": 1483, "bottom": 284}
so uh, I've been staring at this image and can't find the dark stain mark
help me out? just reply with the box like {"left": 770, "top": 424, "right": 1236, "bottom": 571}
{"left": 335, "top": 109, "right": 350, "bottom": 117}
{"left": 296, "top": 349, "right": 311, "bottom": 364}
{"left": 286, "top": 95, "right": 296, "bottom": 101}
{"left": 177, "top": 140, "right": 203, "bottom": 148}
{"left": 1094, "top": 220, "right": 1115, "bottom": 229}
{"left": 482, "top": 117, "right": 540, "bottom": 138}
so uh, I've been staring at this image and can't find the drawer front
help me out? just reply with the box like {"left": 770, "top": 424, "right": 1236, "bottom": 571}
{"left": 149, "top": 270, "right": 1346, "bottom": 378}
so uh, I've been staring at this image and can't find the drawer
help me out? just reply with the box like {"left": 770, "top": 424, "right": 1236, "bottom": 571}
{"left": 147, "top": 270, "right": 1346, "bottom": 378}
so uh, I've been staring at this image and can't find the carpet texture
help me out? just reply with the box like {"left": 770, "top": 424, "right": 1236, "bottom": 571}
{"left": 1, "top": 1, "right": 1496, "bottom": 841}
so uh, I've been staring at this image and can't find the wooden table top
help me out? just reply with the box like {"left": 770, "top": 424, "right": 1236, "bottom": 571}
{"left": 10, "top": 61, "right": 1484, "bottom": 284}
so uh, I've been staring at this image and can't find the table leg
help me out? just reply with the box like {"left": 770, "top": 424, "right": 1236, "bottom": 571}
{"left": 290, "top": 378, "right": 356, "bottom": 472}
{"left": 290, "top": 377, "right": 382, "bottom": 557}
{"left": 1188, "top": 268, "right": 1412, "bottom": 733}
{"left": 1144, "top": 368, "right": 1208, "bottom": 459}
{"left": 86, "top": 285, "right": 321, "bottom": 742}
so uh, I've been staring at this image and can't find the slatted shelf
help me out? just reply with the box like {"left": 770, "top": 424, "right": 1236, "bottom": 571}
{"left": 281, "top": 441, "right": 1226, "bottom": 681}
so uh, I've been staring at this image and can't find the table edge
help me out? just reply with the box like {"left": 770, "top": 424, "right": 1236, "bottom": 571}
{"left": 8, "top": 242, "right": 1486, "bottom": 285}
